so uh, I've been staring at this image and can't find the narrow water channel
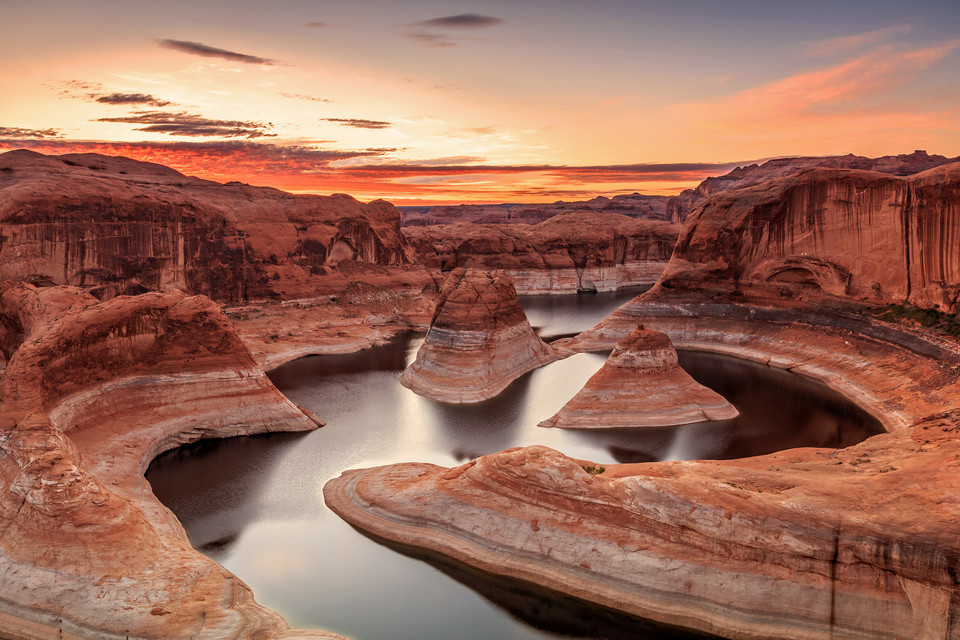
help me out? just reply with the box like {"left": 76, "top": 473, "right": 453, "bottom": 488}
{"left": 147, "top": 289, "right": 882, "bottom": 639}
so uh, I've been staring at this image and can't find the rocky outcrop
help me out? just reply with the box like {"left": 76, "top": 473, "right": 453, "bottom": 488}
{"left": 666, "top": 150, "right": 960, "bottom": 224}
{"left": 403, "top": 211, "right": 679, "bottom": 294}
{"left": 656, "top": 163, "right": 960, "bottom": 313}
{"left": 0, "top": 149, "right": 423, "bottom": 304}
{"left": 0, "top": 281, "right": 343, "bottom": 639}
{"left": 538, "top": 325, "right": 737, "bottom": 428}
{"left": 400, "top": 268, "right": 558, "bottom": 403}
{"left": 400, "top": 192, "right": 670, "bottom": 226}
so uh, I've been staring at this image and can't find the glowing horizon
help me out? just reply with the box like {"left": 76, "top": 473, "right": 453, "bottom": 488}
{"left": 2, "top": 0, "right": 959, "bottom": 204}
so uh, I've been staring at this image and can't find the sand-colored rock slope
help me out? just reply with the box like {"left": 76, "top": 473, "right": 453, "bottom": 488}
{"left": 326, "top": 163, "right": 960, "bottom": 640}
{"left": 401, "top": 268, "right": 558, "bottom": 403}
{"left": 0, "top": 281, "right": 343, "bottom": 640}
{"left": 402, "top": 211, "right": 678, "bottom": 294}
{"left": 539, "top": 325, "right": 737, "bottom": 429}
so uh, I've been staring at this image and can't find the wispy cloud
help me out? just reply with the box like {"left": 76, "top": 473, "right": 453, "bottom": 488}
{"left": 95, "top": 92, "right": 173, "bottom": 107}
{"left": 96, "top": 111, "right": 275, "bottom": 138}
{"left": 0, "top": 126, "right": 62, "bottom": 139}
{"left": 403, "top": 32, "right": 457, "bottom": 47}
{"left": 323, "top": 118, "right": 392, "bottom": 129}
{"left": 282, "top": 92, "right": 333, "bottom": 103}
{"left": 304, "top": 22, "right": 328, "bottom": 28}
{"left": 803, "top": 25, "right": 913, "bottom": 57}
{"left": 158, "top": 39, "right": 276, "bottom": 65}
{"left": 414, "top": 14, "right": 503, "bottom": 28}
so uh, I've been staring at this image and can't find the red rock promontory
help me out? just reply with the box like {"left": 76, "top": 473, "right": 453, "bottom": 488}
{"left": 0, "top": 281, "right": 343, "bottom": 639}
{"left": 538, "top": 325, "right": 737, "bottom": 429}
{"left": 400, "top": 268, "right": 558, "bottom": 403}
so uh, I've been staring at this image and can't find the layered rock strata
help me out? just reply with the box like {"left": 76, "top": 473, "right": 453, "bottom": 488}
{"left": 665, "top": 149, "right": 960, "bottom": 224}
{"left": 400, "top": 268, "right": 558, "bottom": 403}
{"left": 0, "top": 281, "right": 342, "bottom": 639}
{"left": 0, "top": 149, "right": 427, "bottom": 304}
{"left": 538, "top": 325, "right": 737, "bottom": 429}
{"left": 400, "top": 192, "right": 670, "bottom": 226}
{"left": 403, "top": 211, "right": 678, "bottom": 294}
{"left": 658, "top": 163, "right": 960, "bottom": 313}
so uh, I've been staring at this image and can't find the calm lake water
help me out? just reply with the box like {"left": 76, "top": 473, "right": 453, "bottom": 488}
{"left": 147, "top": 288, "right": 882, "bottom": 640}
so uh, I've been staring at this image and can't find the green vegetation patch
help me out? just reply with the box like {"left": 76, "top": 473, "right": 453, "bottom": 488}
{"left": 870, "top": 304, "right": 960, "bottom": 338}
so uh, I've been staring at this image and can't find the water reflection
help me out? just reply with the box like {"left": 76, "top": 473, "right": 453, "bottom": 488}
{"left": 147, "top": 287, "right": 883, "bottom": 640}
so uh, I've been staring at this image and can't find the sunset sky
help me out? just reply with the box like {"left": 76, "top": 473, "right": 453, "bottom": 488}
{"left": 2, "top": 0, "right": 959, "bottom": 204}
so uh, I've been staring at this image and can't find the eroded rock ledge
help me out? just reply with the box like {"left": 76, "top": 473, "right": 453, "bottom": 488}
{"left": 0, "top": 282, "right": 344, "bottom": 640}
{"left": 539, "top": 324, "right": 737, "bottom": 429}
{"left": 401, "top": 268, "right": 558, "bottom": 403}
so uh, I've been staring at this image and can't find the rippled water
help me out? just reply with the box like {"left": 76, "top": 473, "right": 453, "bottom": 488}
{"left": 148, "top": 289, "right": 882, "bottom": 639}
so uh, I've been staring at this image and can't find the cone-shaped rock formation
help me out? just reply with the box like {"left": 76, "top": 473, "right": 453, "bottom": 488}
{"left": 539, "top": 325, "right": 738, "bottom": 428}
{"left": 401, "top": 268, "right": 558, "bottom": 403}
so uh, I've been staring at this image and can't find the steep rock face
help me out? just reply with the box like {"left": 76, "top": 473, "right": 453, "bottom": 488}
{"left": 539, "top": 325, "right": 737, "bottom": 428}
{"left": 0, "top": 149, "right": 416, "bottom": 303}
{"left": 658, "top": 164, "right": 960, "bottom": 312}
{"left": 400, "top": 192, "right": 670, "bottom": 226}
{"left": 403, "top": 211, "right": 678, "bottom": 294}
{"left": 0, "top": 282, "right": 341, "bottom": 639}
{"left": 401, "top": 268, "right": 558, "bottom": 403}
{"left": 666, "top": 150, "right": 960, "bottom": 224}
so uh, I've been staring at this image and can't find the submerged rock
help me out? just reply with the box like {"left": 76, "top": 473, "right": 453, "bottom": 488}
{"left": 401, "top": 268, "right": 558, "bottom": 403}
{"left": 539, "top": 325, "right": 737, "bottom": 428}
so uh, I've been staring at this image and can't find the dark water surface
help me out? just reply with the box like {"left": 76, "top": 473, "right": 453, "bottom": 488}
{"left": 148, "top": 289, "right": 882, "bottom": 639}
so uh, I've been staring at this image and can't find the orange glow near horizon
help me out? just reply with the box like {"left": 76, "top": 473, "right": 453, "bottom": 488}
{"left": 2, "top": 2, "right": 959, "bottom": 205}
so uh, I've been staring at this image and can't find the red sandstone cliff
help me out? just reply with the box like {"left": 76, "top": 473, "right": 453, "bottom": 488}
{"left": 0, "top": 149, "right": 418, "bottom": 304}
{"left": 666, "top": 150, "right": 960, "bottom": 224}
{"left": 656, "top": 163, "right": 960, "bottom": 313}
{"left": 403, "top": 211, "right": 678, "bottom": 293}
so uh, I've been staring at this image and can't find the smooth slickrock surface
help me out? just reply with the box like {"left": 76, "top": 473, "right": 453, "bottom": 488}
{"left": 538, "top": 325, "right": 737, "bottom": 429}
{"left": 403, "top": 211, "right": 678, "bottom": 294}
{"left": 401, "top": 268, "right": 558, "bottom": 403}
{"left": 326, "top": 161, "right": 960, "bottom": 640}
{"left": 0, "top": 281, "right": 344, "bottom": 640}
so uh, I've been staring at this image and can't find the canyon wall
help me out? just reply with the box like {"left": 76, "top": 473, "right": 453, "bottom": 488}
{"left": 665, "top": 149, "right": 960, "bottom": 224}
{"left": 403, "top": 211, "right": 678, "bottom": 294}
{"left": 0, "top": 149, "right": 419, "bottom": 304}
{"left": 658, "top": 163, "right": 960, "bottom": 312}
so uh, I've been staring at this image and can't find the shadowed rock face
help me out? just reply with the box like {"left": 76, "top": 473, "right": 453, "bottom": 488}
{"left": 403, "top": 211, "right": 678, "bottom": 294}
{"left": 659, "top": 164, "right": 960, "bottom": 312}
{"left": 0, "top": 281, "right": 343, "bottom": 639}
{"left": 0, "top": 149, "right": 415, "bottom": 303}
{"left": 401, "top": 268, "right": 558, "bottom": 403}
{"left": 665, "top": 150, "right": 960, "bottom": 224}
{"left": 539, "top": 326, "right": 737, "bottom": 429}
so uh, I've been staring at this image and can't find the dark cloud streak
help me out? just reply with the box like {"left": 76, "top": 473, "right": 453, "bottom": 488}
{"left": 0, "top": 126, "right": 62, "bottom": 139}
{"left": 403, "top": 32, "right": 457, "bottom": 47}
{"left": 95, "top": 93, "right": 173, "bottom": 107}
{"left": 323, "top": 118, "right": 392, "bottom": 129}
{"left": 158, "top": 39, "right": 276, "bottom": 65}
{"left": 95, "top": 111, "right": 274, "bottom": 138}
{"left": 415, "top": 14, "right": 503, "bottom": 28}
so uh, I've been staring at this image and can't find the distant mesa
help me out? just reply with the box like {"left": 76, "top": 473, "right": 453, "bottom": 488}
{"left": 401, "top": 267, "right": 558, "bottom": 403}
{"left": 539, "top": 325, "right": 738, "bottom": 429}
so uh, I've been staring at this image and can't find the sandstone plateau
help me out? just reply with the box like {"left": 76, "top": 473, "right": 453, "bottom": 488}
{"left": 401, "top": 268, "right": 558, "bottom": 403}
{"left": 326, "top": 161, "right": 960, "bottom": 640}
{"left": 538, "top": 325, "right": 738, "bottom": 429}
{"left": 403, "top": 211, "right": 678, "bottom": 294}
{"left": 0, "top": 281, "right": 343, "bottom": 639}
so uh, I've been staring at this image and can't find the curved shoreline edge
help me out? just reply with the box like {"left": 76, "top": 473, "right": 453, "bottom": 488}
{"left": 324, "top": 296, "right": 960, "bottom": 640}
